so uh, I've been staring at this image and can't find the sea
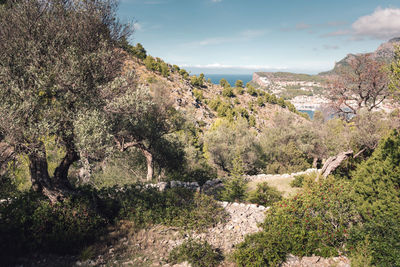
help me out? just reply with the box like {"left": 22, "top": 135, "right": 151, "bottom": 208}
{"left": 202, "top": 74, "right": 253, "bottom": 87}
{"left": 298, "top": 110, "right": 314, "bottom": 119}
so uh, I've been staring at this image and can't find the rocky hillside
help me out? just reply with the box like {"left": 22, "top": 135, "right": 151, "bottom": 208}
{"left": 320, "top": 37, "right": 400, "bottom": 75}
{"left": 124, "top": 56, "right": 308, "bottom": 130}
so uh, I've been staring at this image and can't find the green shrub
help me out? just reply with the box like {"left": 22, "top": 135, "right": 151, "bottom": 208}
{"left": 290, "top": 174, "right": 305, "bottom": 188}
{"left": 0, "top": 191, "right": 108, "bottom": 263}
{"left": 256, "top": 96, "right": 265, "bottom": 107}
{"left": 234, "top": 179, "right": 360, "bottom": 265}
{"left": 235, "top": 86, "right": 245, "bottom": 95}
{"left": 179, "top": 69, "right": 189, "bottom": 79}
{"left": 219, "top": 78, "right": 230, "bottom": 88}
{"left": 193, "top": 89, "right": 204, "bottom": 102}
{"left": 219, "top": 177, "right": 247, "bottom": 202}
{"left": 348, "top": 217, "right": 400, "bottom": 267}
{"left": 111, "top": 187, "right": 227, "bottom": 231}
{"left": 247, "top": 182, "right": 282, "bottom": 206}
{"left": 348, "top": 130, "right": 400, "bottom": 266}
{"left": 168, "top": 238, "right": 224, "bottom": 267}
{"left": 234, "top": 232, "right": 288, "bottom": 266}
{"left": 222, "top": 86, "right": 235, "bottom": 97}
{"left": 248, "top": 115, "right": 256, "bottom": 127}
{"left": 247, "top": 85, "right": 257, "bottom": 96}
{"left": 235, "top": 80, "right": 244, "bottom": 88}
{"left": 290, "top": 172, "right": 317, "bottom": 188}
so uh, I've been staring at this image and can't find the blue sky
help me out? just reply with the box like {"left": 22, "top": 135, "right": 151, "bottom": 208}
{"left": 118, "top": 0, "right": 400, "bottom": 74}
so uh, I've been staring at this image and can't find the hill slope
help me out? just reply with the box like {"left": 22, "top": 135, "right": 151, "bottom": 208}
{"left": 124, "top": 55, "right": 309, "bottom": 130}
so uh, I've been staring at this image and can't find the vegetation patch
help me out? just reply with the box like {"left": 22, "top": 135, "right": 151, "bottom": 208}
{"left": 168, "top": 238, "right": 224, "bottom": 267}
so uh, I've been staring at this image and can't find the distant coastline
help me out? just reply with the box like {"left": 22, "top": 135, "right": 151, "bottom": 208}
{"left": 202, "top": 74, "right": 253, "bottom": 87}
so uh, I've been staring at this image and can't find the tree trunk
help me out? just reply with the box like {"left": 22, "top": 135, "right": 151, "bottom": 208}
{"left": 115, "top": 138, "right": 154, "bottom": 182}
{"left": 28, "top": 142, "right": 75, "bottom": 203}
{"left": 142, "top": 148, "right": 153, "bottom": 182}
{"left": 320, "top": 150, "right": 353, "bottom": 178}
{"left": 0, "top": 142, "right": 14, "bottom": 176}
{"left": 312, "top": 157, "right": 318, "bottom": 168}
{"left": 53, "top": 148, "right": 79, "bottom": 188}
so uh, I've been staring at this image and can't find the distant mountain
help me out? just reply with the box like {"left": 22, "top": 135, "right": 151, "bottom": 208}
{"left": 319, "top": 37, "right": 400, "bottom": 76}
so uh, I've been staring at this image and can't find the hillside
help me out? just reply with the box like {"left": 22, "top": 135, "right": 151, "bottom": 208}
{"left": 125, "top": 55, "right": 309, "bottom": 130}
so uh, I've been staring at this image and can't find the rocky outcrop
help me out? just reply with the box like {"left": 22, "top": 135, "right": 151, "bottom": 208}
{"left": 321, "top": 37, "right": 400, "bottom": 75}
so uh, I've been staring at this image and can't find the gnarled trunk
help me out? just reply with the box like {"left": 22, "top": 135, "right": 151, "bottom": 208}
{"left": 28, "top": 142, "right": 77, "bottom": 203}
{"left": 53, "top": 148, "right": 79, "bottom": 188}
{"left": 115, "top": 138, "right": 154, "bottom": 182}
{"left": 140, "top": 146, "right": 153, "bottom": 182}
{"left": 320, "top": 150, "right": 353, "bottom": 178}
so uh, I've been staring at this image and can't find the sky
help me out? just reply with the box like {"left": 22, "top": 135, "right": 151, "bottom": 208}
{"left": 118, "top": 0, "right": 400, "bottom": 74}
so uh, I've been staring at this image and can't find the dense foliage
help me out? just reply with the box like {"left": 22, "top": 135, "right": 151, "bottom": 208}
{"left": 348, "top": 130, "right": 400, "bottom": 266}
{"left": 235, "top": 178, "right": 360, "bottom": 265}
{"left": 0, "top": 186, "right": 227, "bottom": 264}
{"left": 168, "top": 239, "right": 224, "bottom": 267}
{"left": 247, "top": 182, "right": 282, "bottom": 206}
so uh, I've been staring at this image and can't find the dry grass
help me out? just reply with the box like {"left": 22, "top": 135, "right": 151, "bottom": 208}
{"left": 247, "top": 175, "right": 301, "bottom": 198}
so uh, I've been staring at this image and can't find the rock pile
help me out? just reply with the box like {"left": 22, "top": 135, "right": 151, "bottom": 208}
{"left": 190, "top": 201, "right": 268, "bottom": 253}
{"left": 135, "top": 179, "right": 224, "bottom": 193}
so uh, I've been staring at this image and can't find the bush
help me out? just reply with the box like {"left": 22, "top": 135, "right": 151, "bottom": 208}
{"left": 234, "top": 179, "right": 360, "bottom": 265}
{"left": 110, "top": 187, "right": 227, "bottom": 231}
{"left": 0, "top": 191, "right": 108, "bottom": 263}
{"left": 348, "top": 130, "right": 400, "bottom": 266}
{"left": 247, "top": 182, "right": 282, "bottom": 206}
{"left": 290, "top": 172, "right": 317, "bottom": 188}
{"left": 222, "top": 86, "right": 235, "bottom": 97}
{"left": 247, "top": 85, "right": 257, "bottom": 96}
{"left": 168, "top": 238, "right": 224, "bottom": 267}
{"left": 219, "top": 177, "right": 247, "bottom": 202}
{"left": 193, "top": 89, "right": 204, "bottom": 102}
{"left": 234, "top": 231, "right": 288, "bottom": 266}
{"left": 235, "top": 86, "right": 245, "bottom": 95}
{"left": 219, "top": 78, "right": 230, "bottom": 88}
{"left": 348, "top": 217, "right": 400, "bottom": 267}
{"left": 290, "top": 174, "right": 305, "bottom": 188}
{"left": 179, "top": 69, "right": 189, "bottom": 79}
{"left": 0, "top": 185, "right": 228, "bottom": 264}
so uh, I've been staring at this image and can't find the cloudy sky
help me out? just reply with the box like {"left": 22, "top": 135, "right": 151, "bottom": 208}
{"left": 118, "top": 0, "right": 400, "bottom": 74}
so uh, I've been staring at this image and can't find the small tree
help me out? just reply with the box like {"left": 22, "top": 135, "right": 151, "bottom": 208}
{"left": 132, "top": 43, "right": 147, "bottom": 60}
{"left": 106, "top": 79, "right": 184, "bottom": 181}
{"left": 235, "top": 80, "right": 244, "bottom": 88}
{"left": 219, "top": 78, "right": 230, "bottom": 88}
{"left": 328, "top": 54, "right": 390, "bottom": 118}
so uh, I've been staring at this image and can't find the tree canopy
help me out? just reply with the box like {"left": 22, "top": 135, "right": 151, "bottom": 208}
{"left": 0, "top": 0, "right": 130, "bottom": 202}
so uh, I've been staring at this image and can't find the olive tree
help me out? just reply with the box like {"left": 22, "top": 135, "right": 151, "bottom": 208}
{"left": 203, "top": 118, "right": 261, "bottom": 174}
{"left": 0, "top": 0, "right": 130, "bottom": 202}
{"left": 104, "top": 78, "right": 184, "bottom": 181}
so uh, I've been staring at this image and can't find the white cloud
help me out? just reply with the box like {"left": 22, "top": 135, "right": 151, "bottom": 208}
{"left": 212, "top": 0, "right": 223, "bottom": 2}
{"left": 323, "top": 7, "right": 400, "bottom": 40}
{"left": 352, "top": 7, "right": 400, "bottom": 39}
